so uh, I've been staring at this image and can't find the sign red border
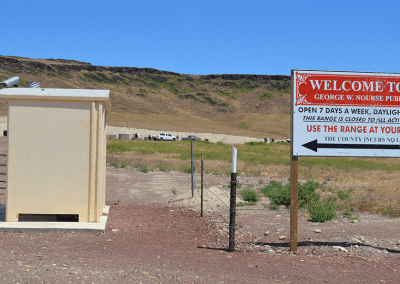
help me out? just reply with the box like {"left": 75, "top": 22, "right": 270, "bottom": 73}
{"left": 296, "top": 73, "right": 400, "bottom": 107}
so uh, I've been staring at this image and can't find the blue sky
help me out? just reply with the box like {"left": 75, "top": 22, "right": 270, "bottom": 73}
{"left": 2, "top": 0, "right": 400, "bottom": 75}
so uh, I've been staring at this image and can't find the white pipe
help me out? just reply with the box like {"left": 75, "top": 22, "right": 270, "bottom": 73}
{"left": 232, "top": 146, "right": 237, "bottom": 173}
{"left": 0, "top": 76, "right": 19, "bottom": 88}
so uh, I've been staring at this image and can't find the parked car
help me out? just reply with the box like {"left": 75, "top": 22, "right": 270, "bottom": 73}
{"left": 154, "top": 133, "right": 176, "bottom": 141}
{"left": 182, "top": 135, "right": 201, "bottom": 141}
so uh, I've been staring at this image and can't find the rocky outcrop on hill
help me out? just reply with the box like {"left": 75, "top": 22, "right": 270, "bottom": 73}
{"left": 0, "top": 56, "right": 181, "bottom": 77}
{"left": 0, "top": 56, "right": 290, "bottom": 82}
{"left": 201, "top": 74, "right": 290, "bottom": 82}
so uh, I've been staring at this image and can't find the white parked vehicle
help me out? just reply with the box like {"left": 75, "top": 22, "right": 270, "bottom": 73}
{"left": 155, "top": 133, "right": 176, "bottom": 141}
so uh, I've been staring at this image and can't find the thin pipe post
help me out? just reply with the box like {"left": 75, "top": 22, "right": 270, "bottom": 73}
{"left": 201, "top": 154, "right": 204, "bottom": 217}
{"left": 191, "top": 139, "right": 194, "bottom": 198}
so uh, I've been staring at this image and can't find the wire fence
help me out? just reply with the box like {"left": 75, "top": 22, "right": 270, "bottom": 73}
{"left": 182, "top": 152, "right": 400, "bottom": 257}
{"left": 107, "top": 140, "right": 400, "bottom": 257}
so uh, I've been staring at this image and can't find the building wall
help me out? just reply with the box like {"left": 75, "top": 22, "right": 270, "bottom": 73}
{"left": 6, "top": 100, "right": 105, "bottom": 222}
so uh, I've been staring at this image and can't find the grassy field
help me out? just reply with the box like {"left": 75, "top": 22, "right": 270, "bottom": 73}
{"left": 107, "top": 139, "right": 400, "bottom": 217}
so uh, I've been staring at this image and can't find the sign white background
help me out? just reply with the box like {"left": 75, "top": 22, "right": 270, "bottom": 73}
{"left": 292, "top": 70, "right": 400, "bottom": 157}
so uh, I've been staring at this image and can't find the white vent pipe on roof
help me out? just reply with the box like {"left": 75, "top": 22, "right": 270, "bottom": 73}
{"left": 0, "top": 76, "right": 19, "bottom": 88}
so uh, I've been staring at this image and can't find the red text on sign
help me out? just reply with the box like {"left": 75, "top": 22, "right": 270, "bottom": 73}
{"left": 340, "top": 125, "right": 367, "bottom": 133}
{"left": 307, "top": 125, "right": 321, "bottom": 132}
{"left": 381, "top": 126, "right": 400, "bottom": 134}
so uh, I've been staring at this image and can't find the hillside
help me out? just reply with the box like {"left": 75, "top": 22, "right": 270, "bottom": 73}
{"left": 0, "top": 56, "right": 291, "bottom": 139}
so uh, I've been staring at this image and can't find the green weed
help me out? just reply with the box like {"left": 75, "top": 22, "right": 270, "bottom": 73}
{"left": 267, "top": 203, "right": 279, "bottom": 211}
{"left": 298, "top": 180, "right": 321, "bottom": 207}
{"left": 137, "top": 164, "right": 149, "bottom": 173}
{"left": 337, "top": 190, "right": 350, "bottom": 200}
{"left": 308, "top": 197, "right": 337, "bottom": 222}
{"left": 241, "top": 189, "right": 258, "bottom": 203}
{"left": 261, "top": 180, "right": 338, "bottom": 222}
{"left": 261, "top": 180, "right": 290, "bottom": 206}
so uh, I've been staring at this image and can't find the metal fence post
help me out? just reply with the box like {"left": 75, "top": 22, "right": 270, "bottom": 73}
{"left": 228, "top": 146, "right": 237, "bottom": 252}
{"left": 191, "top": 139, "right": 194, "bottom": 198}
{"left": 201, "top": 154, "right": 204, "bottom": 217}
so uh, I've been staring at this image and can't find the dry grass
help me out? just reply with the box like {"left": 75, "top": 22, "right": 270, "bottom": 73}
{"left": 108, "top": 151, "right": 400, "bottom": 215}
{"left": 297, "top": 165, "right": 400, "bottom": 215}
{"left": 107, "top": 152, "right": 188, "bottom": 170}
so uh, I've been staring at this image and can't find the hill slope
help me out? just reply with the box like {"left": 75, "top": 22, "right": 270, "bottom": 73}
{"left": 0, "top": 56, "right": 291, "bottom": 139}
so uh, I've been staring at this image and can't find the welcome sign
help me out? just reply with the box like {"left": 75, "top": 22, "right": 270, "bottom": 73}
{"left": 292, "top": 70, "right": 400, "bottom": 157}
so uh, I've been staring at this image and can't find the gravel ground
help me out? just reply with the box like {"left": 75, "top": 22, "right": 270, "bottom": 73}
{"left": 0, "top": 202, "right": 399, "bottom": 283}
{"left": 0, "top": 137, "right": 399, "bottom": 283}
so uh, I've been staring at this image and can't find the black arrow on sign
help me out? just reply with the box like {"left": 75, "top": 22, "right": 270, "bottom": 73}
{"left": 302, "top": 139, "right": 400, "bottom": 152}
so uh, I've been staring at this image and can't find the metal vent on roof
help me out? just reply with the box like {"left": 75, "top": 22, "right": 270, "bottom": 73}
{"left": 27, "top": 82, "right": 41, "bottom": 88}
